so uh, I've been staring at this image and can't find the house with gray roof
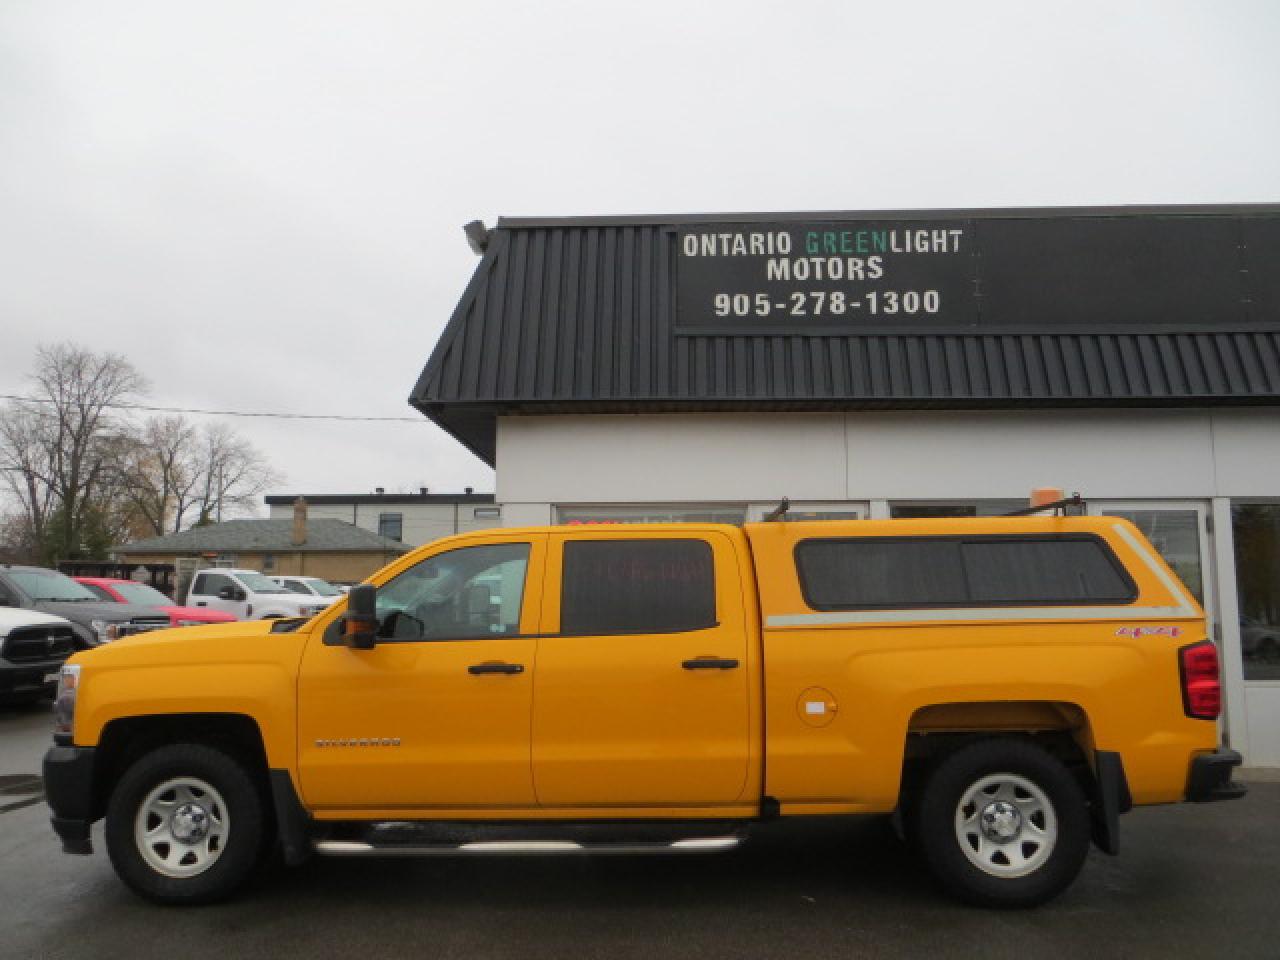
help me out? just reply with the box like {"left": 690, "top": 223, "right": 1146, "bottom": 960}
{"left": 112, "top": 499, "right": 410, "bottom": 587}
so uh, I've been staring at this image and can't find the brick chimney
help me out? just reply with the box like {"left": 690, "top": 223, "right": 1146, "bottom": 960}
{"left": 292, "top": 497, "right": 307, "bottom": 546}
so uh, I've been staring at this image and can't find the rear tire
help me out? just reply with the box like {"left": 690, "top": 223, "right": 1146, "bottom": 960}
{"left": 915, "top": 739, "right": 1090, "bottom": 908}
{"left": 105, "top": 743, "right": 265, "bottom": 905}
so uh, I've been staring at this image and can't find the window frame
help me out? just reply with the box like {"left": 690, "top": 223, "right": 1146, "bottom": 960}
{"left": 558, "top": 537, "right": 719, "bottom": 637}
{"left": 794, "top": 533, "right": 1139, "bottom": 612}
{"left": 378, "top": 512, "right": 404, "bottom": 542}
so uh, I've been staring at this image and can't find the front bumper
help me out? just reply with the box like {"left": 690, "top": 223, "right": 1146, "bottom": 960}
{"left": 42, "top": 746, "right": 98, "bottom": 854}
{"left": 0, "top": 661, "right": 63, "bottom": 699}
{"left": 1186, "top": 748, "right": 1247, "bottom": 803}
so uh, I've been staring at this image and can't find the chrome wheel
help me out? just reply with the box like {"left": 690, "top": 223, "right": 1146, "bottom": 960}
{"left": 134, "top": 777, "right": 230, "bottom": 878}
{"left": 954, "top": 772, "right": 1057, "bottom": 878}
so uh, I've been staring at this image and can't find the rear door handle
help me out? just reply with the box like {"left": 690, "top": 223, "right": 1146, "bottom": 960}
{"left": 682, "top": 657, "right": 740, "bottom": 670}
{"left": 468, "top": 662, "right": 525, "bottom": 675}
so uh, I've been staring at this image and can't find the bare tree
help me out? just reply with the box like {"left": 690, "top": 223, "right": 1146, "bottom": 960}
{"left": 191, "top": 423, "right": 280, "bottom": 525}
{"left": 118, "top": 416, "right": 203, "bottom": 536}
{"left": 0, "top": 344, "right": 144, "bottom": 563}
{"left": 0, "top": 402, "right": 57, "bottom": 558}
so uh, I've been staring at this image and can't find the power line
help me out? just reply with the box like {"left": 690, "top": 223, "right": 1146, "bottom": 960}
{"left": 0, "top": 393, "right": 426, "bottom": 423}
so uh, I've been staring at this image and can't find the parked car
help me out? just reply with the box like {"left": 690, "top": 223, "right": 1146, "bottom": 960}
{"left": 0, "top": 607, "right": 77, "bottom": 704}
{"left": 1240, "top": 616, "right": 1280, "bottom": 662}
{"left": 269, "top": 575, "right": 343, "bottom": 605}
{"left": 44, "top": 514, "right": 1242, "bottom": 907}
{"left": 0, "top": 565, "right": 171, "bottom": 650}
{"left": 185, "top": 569, "right": 329, "bottom": 620}
{"left": 73, "top": 578, "right": 237, "bottom": 628}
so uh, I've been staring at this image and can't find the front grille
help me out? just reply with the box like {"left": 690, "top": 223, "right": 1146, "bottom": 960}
{"left": 3, "top": 626, "right": 76, "bottom": 663}
{"left": 118, "top": 617, "right": 171, "bottom": 638}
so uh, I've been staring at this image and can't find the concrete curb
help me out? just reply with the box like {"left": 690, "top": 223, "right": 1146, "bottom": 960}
{"left": 1239, "top": 767, "right": 1280, "bottom": 783}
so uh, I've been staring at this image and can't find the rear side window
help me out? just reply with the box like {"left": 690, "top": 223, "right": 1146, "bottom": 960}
{"left": 561, "top": 539, "right": 716, "bottom": 635}
{"left": 795, "top": 535, "right": 1136, "bottom": 610}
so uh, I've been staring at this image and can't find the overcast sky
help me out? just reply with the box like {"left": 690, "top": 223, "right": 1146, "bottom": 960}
{"left": 3, "top": 1, "right": 1278, "bottom": 511}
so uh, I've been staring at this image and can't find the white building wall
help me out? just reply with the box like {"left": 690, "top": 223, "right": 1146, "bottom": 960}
{"left": 267, "top": 501, "right": 500, "bottom": 546}
{"left": 497, "top": 410, "right": 1278, "bottom": 502}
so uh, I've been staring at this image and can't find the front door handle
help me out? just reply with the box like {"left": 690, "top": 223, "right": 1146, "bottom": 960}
{"left": 682, "top": 657, "right": 740, "bottom": 670}
{"left": 468, "top": 662, "right": 525, "bottom": 675}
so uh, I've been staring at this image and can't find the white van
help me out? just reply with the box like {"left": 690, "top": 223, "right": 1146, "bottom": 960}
{"left": 186, "top": 569, "right": 328, "bottom": 621}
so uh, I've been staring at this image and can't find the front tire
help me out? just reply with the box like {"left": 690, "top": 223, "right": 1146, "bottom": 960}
{"left": 105, "top": 744, "right": 265, "bottom": 905}
{"left": 915, "top": 739, "right": 1090, "bottom": 908}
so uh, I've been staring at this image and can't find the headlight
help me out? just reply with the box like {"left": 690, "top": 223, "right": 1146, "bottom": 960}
{"left": 89, "top": 620, "right": 120, "bottom": 643}
{"left": 53, "top": 664, "right": 80, "bottom": 742}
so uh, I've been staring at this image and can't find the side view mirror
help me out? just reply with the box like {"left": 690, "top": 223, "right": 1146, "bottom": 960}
{"left": 235, "top": 588, "right": 247, "bottom": 602}
{"left": 217, "top": 586, "right": 234, "bottom": 601}
{"left": 341, "top": 584, "right": 378, "bottom": 650}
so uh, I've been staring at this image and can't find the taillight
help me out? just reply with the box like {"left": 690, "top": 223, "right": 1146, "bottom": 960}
{"left": 1179, "top": 641, "right": 1221, "bottom": 720}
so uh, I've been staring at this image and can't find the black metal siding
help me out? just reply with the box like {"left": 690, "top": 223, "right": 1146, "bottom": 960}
{"left": 411, "top": 211, "right": 1280, "bottom": 465}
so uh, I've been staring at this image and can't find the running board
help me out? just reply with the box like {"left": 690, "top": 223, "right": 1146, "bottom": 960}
{"left": 314, "top": 836, "right": 742, "bottom": 856}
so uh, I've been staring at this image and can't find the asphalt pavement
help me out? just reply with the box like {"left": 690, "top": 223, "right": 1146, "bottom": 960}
{"left": 2, "top": 702, "right": 1278, "bottom": 960}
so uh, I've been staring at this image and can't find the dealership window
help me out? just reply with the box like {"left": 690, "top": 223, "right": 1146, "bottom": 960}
{"left": 378, "top": 512, "right": 404, "bottom": 541}
{"left": 889, "top": 500, "right": 1030, "bottom": 519}
{"left": 1232, "top": 503, "right": 1280, "bottom": 682}
{"left": 1100, "top": 509, "right": 1203, "bottom": 604}
{"left": 557, "top": 504, "right": 747, "bottom": 525}
{"left": 560, "top": 539, "right": 716, "bottom": 635}
{"left": 795, "top": 536, "right": 1134, "bottom": 610}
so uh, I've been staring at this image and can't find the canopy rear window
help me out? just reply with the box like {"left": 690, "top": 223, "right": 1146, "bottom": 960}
{"left": 795, "top": 535, "right": 1137, "bottom": 610}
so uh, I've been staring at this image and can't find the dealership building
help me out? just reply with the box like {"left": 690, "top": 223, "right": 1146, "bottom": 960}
{"left": 410, "top": 204, "right": 1280, "bottom": 767}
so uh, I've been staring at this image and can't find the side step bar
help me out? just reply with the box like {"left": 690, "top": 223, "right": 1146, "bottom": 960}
{"left": 315, "top": 836, "right": 743, "bottom": 857}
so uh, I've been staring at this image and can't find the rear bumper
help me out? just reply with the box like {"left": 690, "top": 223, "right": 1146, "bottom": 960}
{"left": 1186, "top": 748, "right": 1247, "bottom": 803}
{"left": 42, "top": 746, "right": 97, "bottom": 854}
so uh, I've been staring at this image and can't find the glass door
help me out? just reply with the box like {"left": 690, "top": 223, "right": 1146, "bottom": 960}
{"left": 1090, "top": 500, "right": 1213, "bottom": 619}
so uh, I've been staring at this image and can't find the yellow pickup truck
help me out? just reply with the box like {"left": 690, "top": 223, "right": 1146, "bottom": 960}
{"left": 43, "top": 514, "right": 1244, "bottom": 907}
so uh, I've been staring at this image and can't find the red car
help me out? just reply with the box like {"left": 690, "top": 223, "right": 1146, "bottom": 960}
{"left": 73, "top": 577, "right": 237, "bottom": 628}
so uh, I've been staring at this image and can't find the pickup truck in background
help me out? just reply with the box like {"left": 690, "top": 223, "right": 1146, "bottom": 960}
{"left": 184, "top": 569, "right": 330, "bottom": 621}
{"left": 0, "top": 565, "right": 171, "bottom": 650}
{"left": 74, "top": 578, "right": 236, "bottom": 628}
{"left": 0, "top": 607, "right": 77, "bottom": 704}
{"left": 43, "top": 515, "right": 1243, "bottom": 907}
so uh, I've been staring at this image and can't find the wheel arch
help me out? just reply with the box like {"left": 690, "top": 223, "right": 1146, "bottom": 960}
{"left": 91, "top": 712, "right": 270, "bottom": 822}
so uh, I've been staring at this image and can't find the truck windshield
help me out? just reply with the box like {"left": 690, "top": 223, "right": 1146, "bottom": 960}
{"left": 303, "top": 578, "right": 342, "bottom": 597}
{"left": 112, "top": 582, "right": 173, "bottom": 605}
{"left": 9, "top": 570, "right": 101, "bottom": 602}
{"left": 236, "top": 572, "right": 289, "bottom": 594}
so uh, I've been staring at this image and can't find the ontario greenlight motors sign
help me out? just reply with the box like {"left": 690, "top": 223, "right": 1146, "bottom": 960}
{"left": 675, "top": 221, "right": 973, "bottom": 332}
{"left": 672, "top": 214, "right": 1280, "bottom": 334}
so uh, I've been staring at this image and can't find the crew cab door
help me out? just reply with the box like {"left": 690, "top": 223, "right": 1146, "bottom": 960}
{"left": 297, "top": 535, "right": 546, "bottom": 810}
{"left": 188, "top": 572, "right": 249, "bottom": 619}
{"left": 531, "top": 530, "right": 753, "bottom": 807}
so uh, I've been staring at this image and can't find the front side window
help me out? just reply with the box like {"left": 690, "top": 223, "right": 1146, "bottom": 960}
{"left": 796, "top": 535, "right": 1135, "bottom": 610}
{"left": 560, "top": 539, "right": 716, "bottom": 635}
{"left": 376, "top": 542, "right": 530, "bottom": 641}
{"left": 193, "top": 573, "right": 234, "bottom": 596}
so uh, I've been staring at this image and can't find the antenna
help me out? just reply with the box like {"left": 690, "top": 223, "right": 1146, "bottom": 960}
{"left": 763, "top": 498, "right": 791, "bottom": 522}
